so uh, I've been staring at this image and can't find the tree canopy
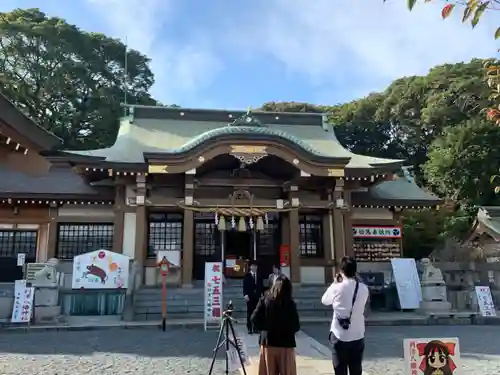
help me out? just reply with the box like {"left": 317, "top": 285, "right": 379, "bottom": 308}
{"left": 260, "top": 59, "right": 497, "bottom": 257}
{"left": 0, "top": 8, "right": 157, "bottom": 149}
{"left": 424, "top": 119, "right": 500, "bottom": 205}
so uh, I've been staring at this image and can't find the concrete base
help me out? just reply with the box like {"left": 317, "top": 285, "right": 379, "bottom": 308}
{"left": 182, "top": 283, "right": 193, "bottom": 288}
{"left": 34, "top": 288, "right": 59, "bottom": 306}
{"left": 33, "top": 305, "right": 61, "bottom": 323}
{"left": 420, "top": 300, "right": 452, "bottom": 312}
{"left": 0, "top": 296, "right": 13, "bottom": 320}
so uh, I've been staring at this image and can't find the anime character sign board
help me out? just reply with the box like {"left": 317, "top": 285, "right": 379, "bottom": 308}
{"left": 72, "top": 250, "right": 130, "bottom": 289}
{"left": 403, "top": 338, "right": 461, "bottom": 375}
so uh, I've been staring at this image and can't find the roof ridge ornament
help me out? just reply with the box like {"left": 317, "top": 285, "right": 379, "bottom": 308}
{"left": 229, "top": 107, "right": 266, "bottom": 127}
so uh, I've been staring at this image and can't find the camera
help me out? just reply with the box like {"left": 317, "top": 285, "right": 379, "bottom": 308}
{"left": 225, "top": 301, "right": 234, "bottom": 317}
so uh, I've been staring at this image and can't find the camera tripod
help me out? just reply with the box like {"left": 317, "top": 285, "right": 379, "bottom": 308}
{"left": 207, "top": 301, "right": 248, "bottom": 375}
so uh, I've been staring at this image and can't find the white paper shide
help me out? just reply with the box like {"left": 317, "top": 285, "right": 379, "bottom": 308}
{"left": 72, "top": 250, "right": 130, "bottom": 289}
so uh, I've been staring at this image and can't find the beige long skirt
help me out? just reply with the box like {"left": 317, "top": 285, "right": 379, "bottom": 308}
{"left": 257, "top": 346, "right": 297, "bottom": 375}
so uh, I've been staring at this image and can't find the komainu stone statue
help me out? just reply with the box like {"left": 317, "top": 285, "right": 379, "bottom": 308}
{"left": 33, "top": 258, "right": 60, "bottom": 288}
{"left": 420, "top": 258, "right": 452, "bottom": 311}
{"left": 32, "top": 258, "right": 63, "bottom": 323}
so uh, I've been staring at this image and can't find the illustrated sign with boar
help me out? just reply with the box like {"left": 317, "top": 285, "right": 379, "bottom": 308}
{"left": 72, "top": 250, "right": 130, "bottom": 290}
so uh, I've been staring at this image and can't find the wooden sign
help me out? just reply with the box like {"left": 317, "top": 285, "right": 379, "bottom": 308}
{"left": 353, "top": 226, "right": 402, "bottom": 238}
{"left": 404, "top": 338, "right": 461, "bottom": 375}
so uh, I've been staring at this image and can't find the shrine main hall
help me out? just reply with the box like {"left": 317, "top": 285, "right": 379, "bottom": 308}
{"left": 0, "top": 105, "right": 440, "bottom": 285}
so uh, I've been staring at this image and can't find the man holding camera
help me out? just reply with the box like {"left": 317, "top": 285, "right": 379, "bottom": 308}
{"left": 321, "top": 256, "right": 369, "bottom": 375}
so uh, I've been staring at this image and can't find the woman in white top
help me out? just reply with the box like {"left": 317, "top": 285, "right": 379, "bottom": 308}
{"left": 321, "top": 256, "right": 369, "bottom": 375}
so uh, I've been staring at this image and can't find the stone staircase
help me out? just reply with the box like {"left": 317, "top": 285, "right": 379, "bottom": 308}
{"left": 133, "top": 280, "right": 331, "bottom": 321}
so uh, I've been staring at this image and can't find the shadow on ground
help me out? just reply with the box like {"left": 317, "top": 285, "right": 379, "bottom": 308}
{"left": 303, "top": 324, "right": 500, "bottom": 359}
{"left": 0, "top": 327, "right": 226, "bottom": 358}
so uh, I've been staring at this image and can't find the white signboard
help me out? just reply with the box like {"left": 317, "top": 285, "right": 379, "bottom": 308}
{"left": 391, "top": 258, "right": 421, "bottom": 309}
{"left": 72, "top": 250, "right": 130, "bottom": 289}
{"left": 403, "top": 337, "right": 461, "bottom": 375}
{"left": 475, "top": 286, "right": 497, "bottom": 317}
{"left": 11, "top": 280, "right": 34, "bottom": 323}
{"left": 228, "top": 335, "right": 251, "bottom": 372}
{"left": 17, "top": 253, "right": 26, "bottom": 267}
{"left": 353, "top": 226, "right": 402, "bottom": 238}
{"left": 204, "top": 262, "right": 223, "bottom": 330}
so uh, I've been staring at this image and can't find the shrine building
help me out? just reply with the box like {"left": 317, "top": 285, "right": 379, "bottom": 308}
{"left": 0, "top": 105, "right": 440, "bottom": 285}
{"left": 0, "top": 93, "right": 61, "bottom": 176}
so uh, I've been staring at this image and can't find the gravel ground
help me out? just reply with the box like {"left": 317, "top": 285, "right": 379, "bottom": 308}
{"left": 303, "top": 324, "right": 500, "bottom": 375}
{"left": 0, "top": 328, "right": 226, "bottom": 375}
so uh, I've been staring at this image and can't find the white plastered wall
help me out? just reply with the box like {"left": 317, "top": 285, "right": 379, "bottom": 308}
{"left": 122, "top": 213, "right": 136, "bottom": 259}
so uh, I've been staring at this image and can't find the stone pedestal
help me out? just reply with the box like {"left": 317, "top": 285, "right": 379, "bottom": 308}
{"left": 32, "top": 258, "right": 63, "bottom": 323}
{"left": 420, "top": 300, "right": 452, "bottom": 311}
{"left": 419, "top": 258, "right": 452, "bottom": 313}
{"left": 33, "top": 287, "right": 62, "bottom": 323}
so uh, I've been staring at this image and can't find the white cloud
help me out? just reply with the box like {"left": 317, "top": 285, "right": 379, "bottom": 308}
{"left": 83, "top": 0, "right": 499, "bottom": 105}
{"left": 83, "top": 0, "right": 222, "bottom": 105}
{"left": 217, "top": 0, "right": 498, "bottom": 97}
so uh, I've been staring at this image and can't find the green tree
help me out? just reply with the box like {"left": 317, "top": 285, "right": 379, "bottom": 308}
{"left": 0, "top": 8, "right": 157, "bottom": 149}
{"left": 423, "top": 118, "right": 500, "bottom": 205}
{"left": 402, "top": 204, "right": 472, "bottom": 259}
{"left": 401, "top": 0, "right": 500, "bottom": 126}
{"left": 330, "top": 60, "right": 489, "bottom": 182}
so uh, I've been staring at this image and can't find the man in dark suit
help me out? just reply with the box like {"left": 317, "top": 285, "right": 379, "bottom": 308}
{"left": 243, "top": 260, "right": 263, "bottom": 334}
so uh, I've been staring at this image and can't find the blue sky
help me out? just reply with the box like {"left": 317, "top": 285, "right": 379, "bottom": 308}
{"left": 1, "top": 0, "right": 498, "bottom": 109}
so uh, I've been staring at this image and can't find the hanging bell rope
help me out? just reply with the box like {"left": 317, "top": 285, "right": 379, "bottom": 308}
{"left": 256, "top": 216, "right": 265, "bottom": 231}
{"left": 218, "top": 215, "right": 227, "bottom": 231}
{"left": 238, "top": 216, "right": 246, "bottom": 232}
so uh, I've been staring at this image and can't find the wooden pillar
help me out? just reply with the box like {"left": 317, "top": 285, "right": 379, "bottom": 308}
{"left": 333, "top": 180, "right": 346, "bottom": 259}
{"left": 134, "top": 174, "right": 147, "bottom": 266}
{"left": 112, "top": 185, "right": 125, "bottom": 253}
{"left": 182, "top": 210, "right": 194, "bottom": 286}
{"left": 46, "top": 207, "right": 58, "bottom": 259}
{"left": 323, "top": 211, "right": 334, "bottom": 283}
{"left": 288, "top": 188, "right": 301, "bottom": 283}
{"left": 394, "top": 209, "right": 404, "bottom": 256}
{"left": 134, "top": 205, "right": 147, "bottom": 263}
{"left": 182, "top": 174, "right": 195, "bottom": 286}
{"left": 281, "top": 213, "right": 290, "bottom": 246}
{"left": 343, "top": 190, "right": 354, "bottom": 257}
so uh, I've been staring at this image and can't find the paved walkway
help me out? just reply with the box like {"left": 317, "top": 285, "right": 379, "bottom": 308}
{"left": 234, "top": 326, "right": 369, "bottom": 375}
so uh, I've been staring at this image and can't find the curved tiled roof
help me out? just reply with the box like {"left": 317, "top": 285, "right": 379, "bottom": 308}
{"left": 63, "top": 106, "right": 404, "bottom": 170}
{"left": 160, "top": 125, "right": 332, "bottom": 156}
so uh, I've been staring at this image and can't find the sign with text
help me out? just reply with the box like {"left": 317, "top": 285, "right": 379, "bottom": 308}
{"left": 17, "top": 253, "right": 26, "bottom": 267}
{"left": 403, "top": 337, "right": 461, "bottom": 375}
{"left": 228, "top": 335, "right": 251, "bottom": 372}
{"left": 72, "top": 250, "right": 130, "bottom": 289}
{"left": 475, "top": 286, "right": 497, "bottom": 317}
{"left": 391, "top": 258, "right": 421, "bottom": 309}
{"left": 353, "top": 226, "right": 402, "bottom": 238}
{"left": 204, "top": 262, "right": 223, "bottom": 330}
{"left": 11, "top": 280, "right": 34, "bottom": 323}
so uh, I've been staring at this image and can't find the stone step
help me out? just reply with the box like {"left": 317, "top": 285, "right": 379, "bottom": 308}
{"left": 135, "top": 309, "right": 331, "bottom": 322}
{"left": 135, "top": 288, "right": 325, "bottom": 300}
{"left": 132, "top": 285, "right": 328, "bottom": 321}
{"left": 134, "top": 298, "right": 328, "bottom": 310}
{"left": 135, "top": 296, "right": 323, "bottom": 305}
{"left": 136, "top": 305, "right": 331, "bottom": 316}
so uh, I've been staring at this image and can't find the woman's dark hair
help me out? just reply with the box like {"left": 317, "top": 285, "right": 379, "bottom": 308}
{"left": 339, "top": 256, "right": 357, "bottom": 278}
{"left": 268, "top": 275, "right": 292, "bottom": 304}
